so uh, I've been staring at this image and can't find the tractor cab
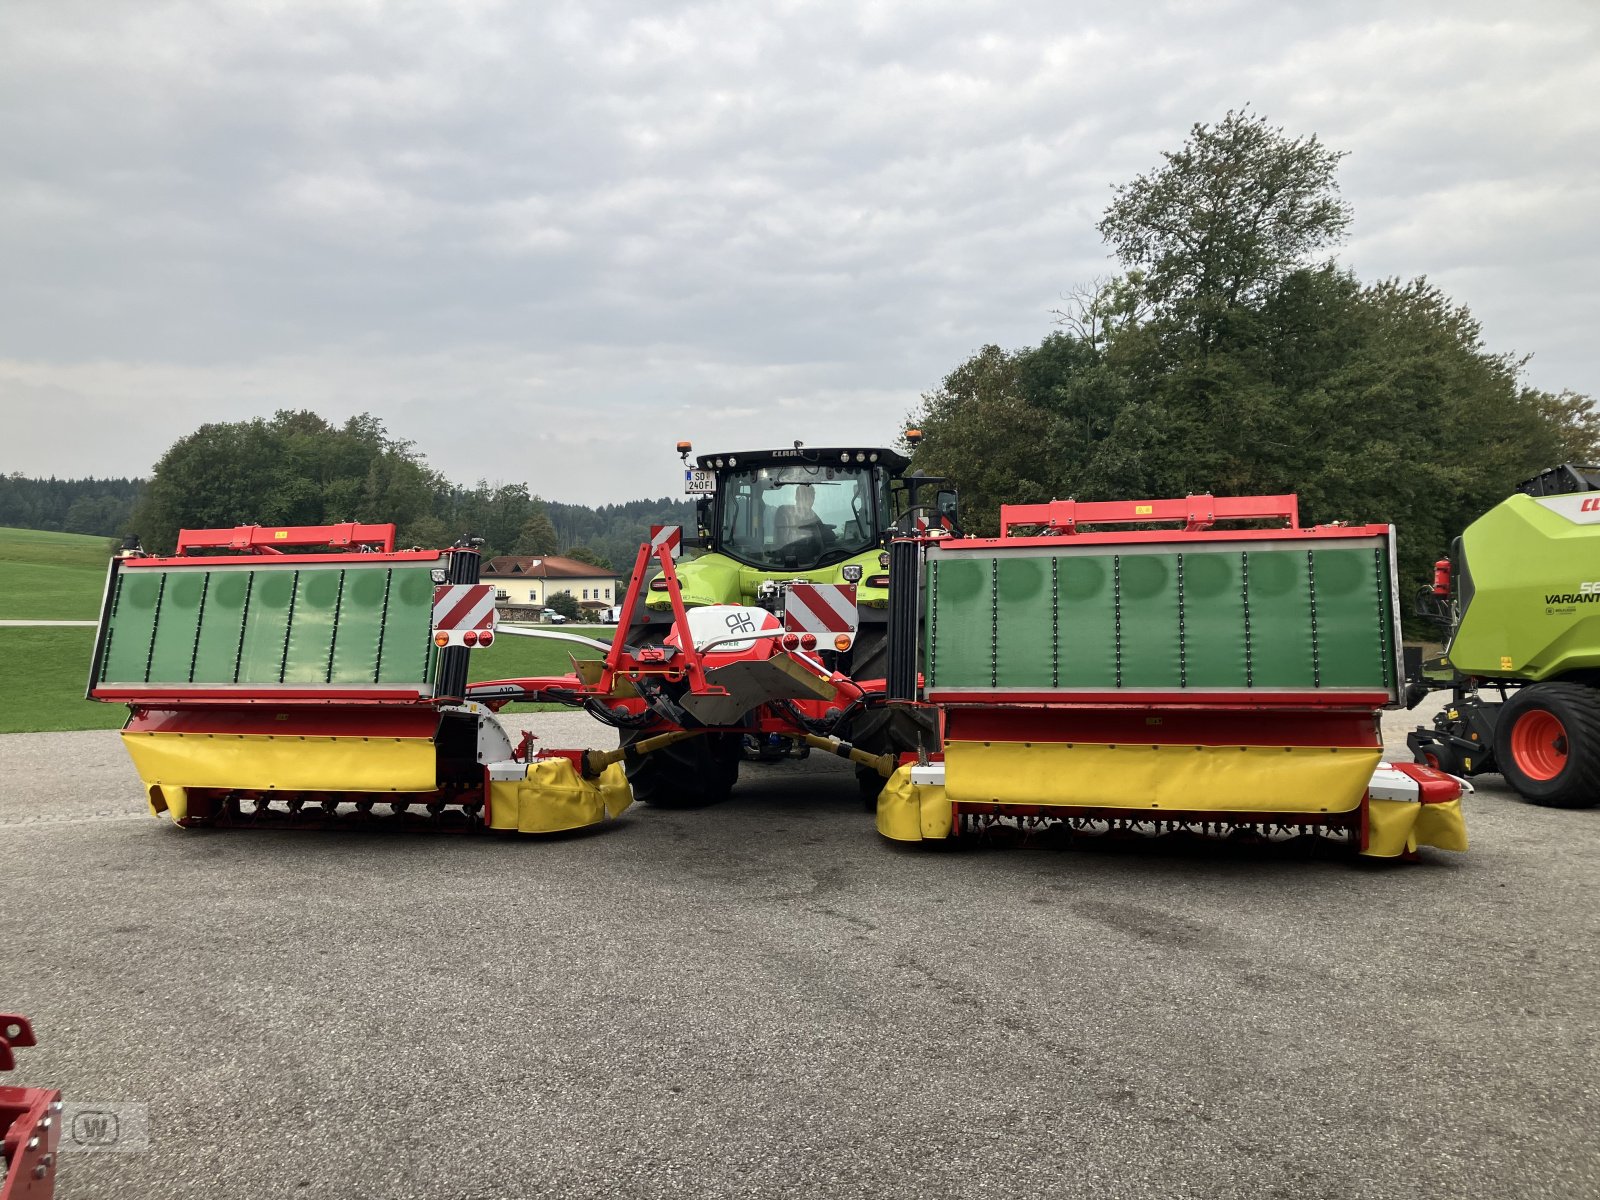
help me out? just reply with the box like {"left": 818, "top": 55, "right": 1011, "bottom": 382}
{"left": 647, "top": 439, "right": 958, "bottom": 670}
{"left": 682, "top": 439, "right": 957, "bottom": 574}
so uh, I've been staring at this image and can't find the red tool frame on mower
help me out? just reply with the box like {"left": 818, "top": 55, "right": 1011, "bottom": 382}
{"left": 468, "top": 540, "right": 871, "bottom": 735}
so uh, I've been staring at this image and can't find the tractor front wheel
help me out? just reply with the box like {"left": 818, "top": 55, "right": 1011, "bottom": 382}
{"left": 1494, "top": 683, "right": 1600, "bottom": 808}
{"left": 620, "top": 728, "right": 741, "bottom": 808}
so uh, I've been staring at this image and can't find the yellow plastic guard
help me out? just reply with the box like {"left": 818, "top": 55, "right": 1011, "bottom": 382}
{"left": 943, "top": 741, "right": 1381, "bottom": 814}
{"left": 488, "top": 759, "right": 633, "bottom": 834}
{"left": 123, "top": 731, "right": 438, "bottom": 815}
{"left": 875, "top": 765, "right": 952, "bottom": 842}
{"left": 1363, "top": 797, "right": 1470, "bottom": 858}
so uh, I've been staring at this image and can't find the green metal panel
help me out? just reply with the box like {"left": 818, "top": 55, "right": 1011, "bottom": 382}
{"left": 191, "top": 570, "right": 251, "bottom": 682}
{"left": 1244, "top": 550, "right": 1315, "bottom": 688}
{"left": 99, "top": 570, "right": 161, "bottom": 684}
{"left": 238, "top": 569, "right": 297, "bottom": 683}
{"left": 1312, "top": 547, "right": 1391, "bottom": 689}
{"left": 925, "top": 535, "right": 1397, "bottom": 695}
{"left": 926, "top": 557, "right": 994, "bottom": 688}
{"left": 1117, "top": 553, "right": 1181, "bottom": 688}
{"left": 282, "top": 569, "right": 342, "bottom": 683}
{"left": 145, "top": 569, "right": 206, "bottom": 682}
{"left": 1057, "top": 555, "right": 1117, "bottom": 688}
{"left": 1180, "top": 551, "right": 1248, "bottom": 689}
{"left": 329, "top": 566, "right": 392, "bottom": 683}
{"left": 93, "top": 558, "right": 443, "bottom": 690}
{"left": 993, "top": 556, "right": 1053, "bottom": 688}
{"left": 379, "top": 566, "right": 437, "bottom": 684}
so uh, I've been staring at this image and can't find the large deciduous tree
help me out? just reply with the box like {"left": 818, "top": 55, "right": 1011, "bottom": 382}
{"left": 1098, "top": 109, "right": 1351, "bottom": 320}
{"left": 129, "top": 411, "right": 443, "bottom": 553}
{"left": 911, "top": 109, "right": 1597, "bottom": 611}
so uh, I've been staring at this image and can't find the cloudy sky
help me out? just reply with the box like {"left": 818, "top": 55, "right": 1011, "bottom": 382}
{"left": 2, "top": 0, "right": 1596, "bottom": 504}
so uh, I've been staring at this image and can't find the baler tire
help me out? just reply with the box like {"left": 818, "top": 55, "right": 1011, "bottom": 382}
{"left": 621, "top": 729, "right": 741, "bottom": 808}
{"left": 1494, "top": 683, "right": 1600, "bottom": 808}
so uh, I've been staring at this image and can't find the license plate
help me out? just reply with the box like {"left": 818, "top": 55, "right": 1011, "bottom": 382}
{"left": 684, "top": 469, "right": 716, "bottom": 494}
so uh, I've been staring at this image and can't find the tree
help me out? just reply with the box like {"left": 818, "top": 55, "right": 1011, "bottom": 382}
{"left": 1097, "top": 108, "right": 1351, "bottom": 325}
{"left": 544, "top": 590, "right": 581, "bottom": 621}
{"left": 397, "top": 515, "right": 454, "bottom": 550}
{"left": 512, "top": 509, "right": 559, "bottom": 556}
{"left": 910, "top": 109, "right": 1599, "bottom": 616}
{"left": 561, "top": 545, "right": 613, "bottom": 571}
{"left": 129, "top": 411, "right": 439, "bottom": 553}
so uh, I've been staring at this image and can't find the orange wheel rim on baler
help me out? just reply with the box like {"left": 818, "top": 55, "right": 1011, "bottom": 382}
{"left": 1511, "top": 710, "right": 1568, "bottom": 781}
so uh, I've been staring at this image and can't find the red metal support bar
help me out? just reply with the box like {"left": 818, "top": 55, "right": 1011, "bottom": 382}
{"left": 600, "top": 542, "right": 711, "bottom": 696}
{"left": 174, "top": 522, "right": 397, "bottom": 555}
{"left": 999, "top": 494, "right": 1300, "bottom": 537}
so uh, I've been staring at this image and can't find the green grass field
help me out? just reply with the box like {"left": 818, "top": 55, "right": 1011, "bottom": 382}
{"left": 468, "top": 625, "right": 613, "bottom": 711}
{"left": 1, "top": 627, "right": 128, "bottom": 733}
{"left": 0, "top": 526, "right": 115, "bottom": 620}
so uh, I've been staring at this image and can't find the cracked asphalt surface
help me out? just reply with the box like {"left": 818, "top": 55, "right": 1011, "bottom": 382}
{"left": 2, "top": 709, "right": 1597, "bottom": 1199}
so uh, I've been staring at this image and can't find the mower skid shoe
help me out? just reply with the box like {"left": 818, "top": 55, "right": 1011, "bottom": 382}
{"left": 486, "top": 756, "right": 633, "bottom": 834}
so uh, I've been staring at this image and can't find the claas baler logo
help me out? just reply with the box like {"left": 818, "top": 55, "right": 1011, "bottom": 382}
{"left": 1544, "top": 581, "right": 1600, "bottom": 605}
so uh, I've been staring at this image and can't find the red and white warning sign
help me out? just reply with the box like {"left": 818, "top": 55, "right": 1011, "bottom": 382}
{"left": 783, "top": 583, "right": 858, "bottom": 649}
{"left": 649, "top": 524, "right": 682, "bottom": 559}
{"left": 432, "top": 584, "right": 498, "bottom": 647}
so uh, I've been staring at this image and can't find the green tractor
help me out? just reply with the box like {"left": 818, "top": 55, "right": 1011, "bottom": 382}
{"left": 643, "top": 435, "right": 959, "bottom": 679}
{"left": 1408, "top": 464, "right": 1600, "bottom": 807}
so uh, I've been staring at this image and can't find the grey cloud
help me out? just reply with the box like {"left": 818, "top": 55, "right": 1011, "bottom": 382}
{"left": 0, "top": 0, "right": 1595, "bottom": 503}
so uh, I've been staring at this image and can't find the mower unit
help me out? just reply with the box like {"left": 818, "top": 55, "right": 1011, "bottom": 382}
{"left": 875, "top": 493, "right": 1469, "bottom": 859}
{"left": 88, "top": 523, "right": 629, "bottom": 833}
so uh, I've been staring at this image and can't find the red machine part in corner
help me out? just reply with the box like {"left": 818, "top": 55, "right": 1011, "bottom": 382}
{"left": 1, "top": 1015, "right": 61, "bottom": 1200}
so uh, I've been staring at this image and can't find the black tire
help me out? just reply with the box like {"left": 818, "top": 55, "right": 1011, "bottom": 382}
{"left": 1493, "top": 683, "right": 1600, "bottom": 808}
{"left": 841, "top": 704, "right": 940, "bottom": 810}
{"left": 856, "top": 765, "right": 888, "bottom": 809}
{"left": 620, "top": 728, "right": 741, "bottom": 808}
{"left": 842, "top": 626, "right": 888, "bottom": 682}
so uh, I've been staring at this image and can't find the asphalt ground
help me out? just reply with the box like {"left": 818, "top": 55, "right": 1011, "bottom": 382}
{"left": 2, "top": 707, "right": 1597, "bottom": 1200}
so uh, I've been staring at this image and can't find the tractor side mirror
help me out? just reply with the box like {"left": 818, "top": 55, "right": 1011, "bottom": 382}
{"left": 936, "top": 490, "right": 959, "bottom": 525}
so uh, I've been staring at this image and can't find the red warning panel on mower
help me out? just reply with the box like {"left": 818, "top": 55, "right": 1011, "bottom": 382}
{"left": 432, "top": 584, "right": 498, "bottom": 647}
{"left": 649, "top": 524, "right": 683, "bottom": 558}
{"left": 784, "top": 583, "right": 858, "bottom": 648}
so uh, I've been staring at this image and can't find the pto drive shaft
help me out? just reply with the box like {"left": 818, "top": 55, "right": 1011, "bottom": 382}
{"left": 790, "top": 733, "right": 896, "bottom": 778}
{"left": 582, "top": 729, "right": 706, "bottom": 778}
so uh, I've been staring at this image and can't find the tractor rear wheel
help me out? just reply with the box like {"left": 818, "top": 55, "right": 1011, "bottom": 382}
{"left": 621, "top": 728, "right": 741, "bottom": 808}
{"left": 1494, "top": 683, "right": 1600, "bottom": 808}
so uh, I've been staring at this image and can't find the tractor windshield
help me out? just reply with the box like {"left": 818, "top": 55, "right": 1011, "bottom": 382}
{"left": 717, "top": 464, "right": 885, "bottom": 569}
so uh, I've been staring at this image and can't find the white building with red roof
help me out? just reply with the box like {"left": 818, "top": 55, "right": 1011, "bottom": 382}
{"left": 482, "top": 555, "right": 622, "bottom": 617}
